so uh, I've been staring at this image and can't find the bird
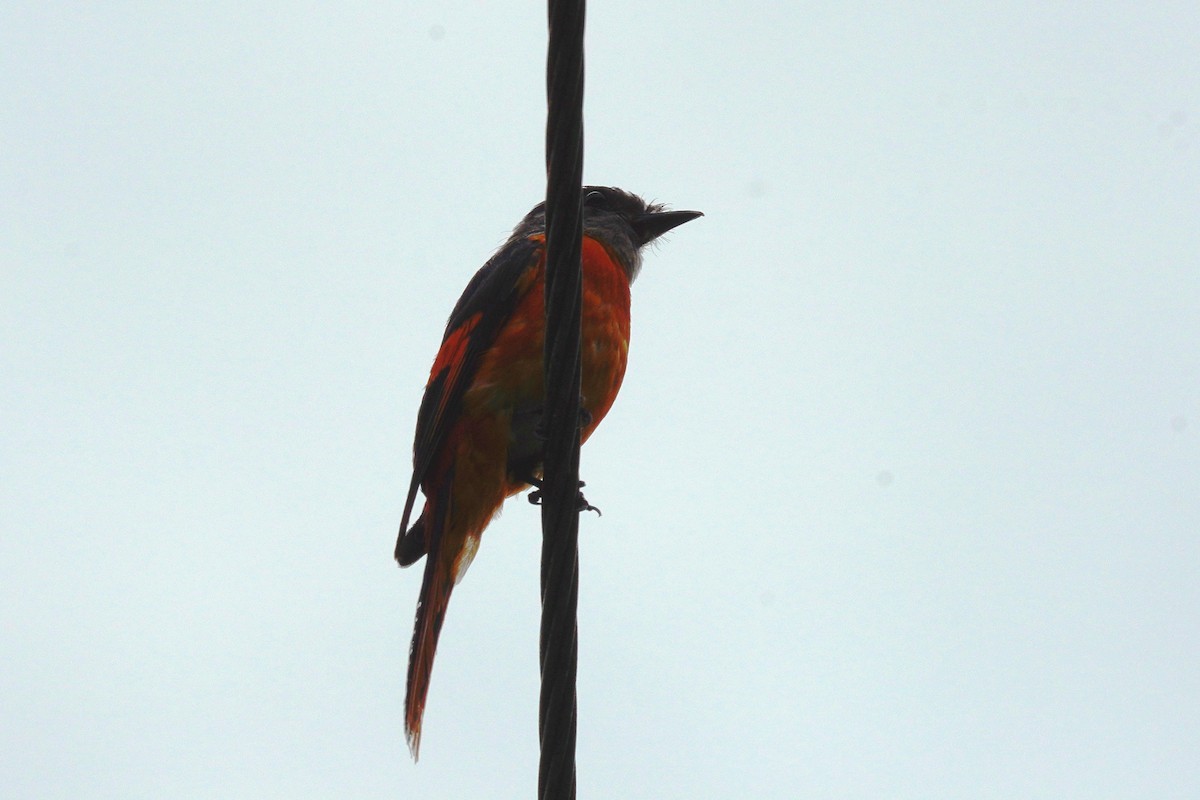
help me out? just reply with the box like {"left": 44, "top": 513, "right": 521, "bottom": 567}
{"left": 395, "top": 186, "right": 701, "bottom": 758}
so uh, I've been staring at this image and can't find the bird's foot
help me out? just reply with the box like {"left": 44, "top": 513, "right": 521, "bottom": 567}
{"left": 526, "top": 479, "right": 601, "bottom": 516}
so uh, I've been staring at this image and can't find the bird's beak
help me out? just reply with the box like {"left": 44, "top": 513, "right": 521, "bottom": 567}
{"left": 633, "top": 209, "right": 703, "bottom": 246}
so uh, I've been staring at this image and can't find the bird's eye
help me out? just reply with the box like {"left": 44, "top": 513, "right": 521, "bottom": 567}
{"left": 584, "top": 190, "right": 606, "bottom": 207}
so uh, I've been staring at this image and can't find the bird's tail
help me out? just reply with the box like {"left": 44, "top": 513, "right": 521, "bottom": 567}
{"left": 404, "top": 495, "right": 455, "bottom": 761}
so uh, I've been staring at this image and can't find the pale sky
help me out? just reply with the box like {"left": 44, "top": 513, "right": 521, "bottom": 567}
{"left": 3, "top": 3, "right": 1198, "bottom": 798}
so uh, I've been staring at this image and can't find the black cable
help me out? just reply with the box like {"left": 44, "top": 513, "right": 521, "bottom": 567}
{"left": 539, "top": 1, "right": 585, "bottom": 798}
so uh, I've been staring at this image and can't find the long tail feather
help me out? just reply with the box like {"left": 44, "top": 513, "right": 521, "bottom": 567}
{"left": 404, "top": 493, "right": 454, "bottom": 760}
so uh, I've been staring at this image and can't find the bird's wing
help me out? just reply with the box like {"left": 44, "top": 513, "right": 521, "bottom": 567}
{"left": 397, "top": 235, "right": 544, "bottom": 542}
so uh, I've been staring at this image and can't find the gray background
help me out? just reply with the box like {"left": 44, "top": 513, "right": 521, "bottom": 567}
{"left": 3, "top": 3, "right": 1197, "bottom": 798}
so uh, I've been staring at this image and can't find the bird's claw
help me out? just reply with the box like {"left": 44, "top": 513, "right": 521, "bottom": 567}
{"left": 526, "top": 480, "right": 601, "bottom": 516}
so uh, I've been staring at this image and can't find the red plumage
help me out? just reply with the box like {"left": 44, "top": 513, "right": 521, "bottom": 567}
{"left": 395, "top": 187, "right": 700, "bottom": 758}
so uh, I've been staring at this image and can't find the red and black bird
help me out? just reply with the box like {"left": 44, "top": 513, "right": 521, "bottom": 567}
{"left": 395, "top": 186, "right": 701, "bottom": 758}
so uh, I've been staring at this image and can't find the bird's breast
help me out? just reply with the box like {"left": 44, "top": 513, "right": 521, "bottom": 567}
{"left": 577, "top": 236, "right": 632, "bottom": 436}
{"left": 463, "top": 236, "right": 631, "bottom": 445}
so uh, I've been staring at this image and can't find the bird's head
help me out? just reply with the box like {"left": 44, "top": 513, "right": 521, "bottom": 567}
{"left": 518, "top": 186, "right": 702, "bottom": 282}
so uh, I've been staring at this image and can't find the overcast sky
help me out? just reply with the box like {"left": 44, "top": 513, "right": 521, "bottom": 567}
{"left": 3, "top": 3, "right": 1198, "bottom": 798}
